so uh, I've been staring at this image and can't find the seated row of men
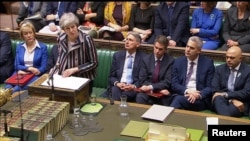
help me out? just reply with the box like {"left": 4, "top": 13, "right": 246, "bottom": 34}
{"left": 104, "top": 32, "right": 250, "bottom": 118}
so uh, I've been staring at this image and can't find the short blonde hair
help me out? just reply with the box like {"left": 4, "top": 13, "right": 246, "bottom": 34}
{"left": 59, "top": 12, "right": 79, "bottom": 30}
{"left": 19, "top": 22, "right": 36, "bottom": 39}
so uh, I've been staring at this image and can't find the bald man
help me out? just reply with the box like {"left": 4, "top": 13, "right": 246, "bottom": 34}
{"left": 212, "top": 46, "right": 250, "bottom": 117}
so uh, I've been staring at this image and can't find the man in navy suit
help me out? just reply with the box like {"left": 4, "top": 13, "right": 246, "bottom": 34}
{"left": 108, "top": 32, "right": 146, "bottom": 102}
{"left": 147, "top": 1, "right": 191, "bottom": 47}
{"left": 39, "top": 2, "right": 77, "bottom": 34}
{"left": 170, "top": 36, "right": 215, "bottom": 111}
{"left": 136, "top": 35, "right": 174, "bottom": 106}
{"left": 212, "top": 46, "right": 250, "bottom": 117}
{"left": 0, "top": 31, "right": 14, "bottom": 84}
{"left": 16, "top": 2, "right": 48, "bottom": 32}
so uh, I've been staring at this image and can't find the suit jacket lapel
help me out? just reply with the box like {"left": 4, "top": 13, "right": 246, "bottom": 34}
{"left": 118, "top": 52, "right": 126, "bottom": 75}
{"left": 234, "top": 65, "right": 243, "bottom": 87}
{"left": 183, "top": 58, "right": 188, "bottom": 85}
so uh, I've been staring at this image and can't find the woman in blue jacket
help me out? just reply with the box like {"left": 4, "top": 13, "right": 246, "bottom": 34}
{"left": 190, "top": 2, "right": 223, "bottom": 50}
{"left": 5, "top": 22, "right": 48, "bottom": 93}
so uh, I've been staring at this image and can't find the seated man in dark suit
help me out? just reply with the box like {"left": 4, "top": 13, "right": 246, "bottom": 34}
{"left": 108, "top": 32, "right": 146, "bottom": 102}
{"left": 170, "top": 36, "right": 215, "bottom": 111}
{"left": 212, "top": 46, "right": 250, "bottom": 117}
{"left": 0, "top": 31, "right": 14, "bottom": 84}
{"left": 136, "top": 35, "right": 174, "bottom": 106}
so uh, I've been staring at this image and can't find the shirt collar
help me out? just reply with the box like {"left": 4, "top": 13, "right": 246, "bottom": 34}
{"left": 126, "top": 51, "right": 136, "bottom": 58}
{"left": 168, "top": 2, "right": 176, "bottom": 8}
{"left": 155, "top": 55, "right": 164, "bottom": 62}
{"left": 187, "top": 55, "right": 199, "bottom": 65}
{"left": 231, "top": 63, "right": 241, "bottom": 71}
{"left": 23, "top": 39, "right": 40, "bottom": 49}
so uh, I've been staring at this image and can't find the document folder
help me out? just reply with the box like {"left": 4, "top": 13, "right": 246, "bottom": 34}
{"left": 5, "top": 73, "right": 35, "bottom": 86}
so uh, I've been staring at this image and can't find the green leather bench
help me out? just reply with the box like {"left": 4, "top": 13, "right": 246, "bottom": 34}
{"left": 1, "top": 40, "right": 115, "bottom": 98}
{"left": 1, "top": 39, "right": 248, "bottom": 119}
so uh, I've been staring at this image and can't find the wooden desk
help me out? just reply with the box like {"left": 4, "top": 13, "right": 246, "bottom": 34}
{"left": 54, "top": 98, "right": 250, "bottom": 141}
{"left": 28, "top": 74, "right": 90, "bottom": 111}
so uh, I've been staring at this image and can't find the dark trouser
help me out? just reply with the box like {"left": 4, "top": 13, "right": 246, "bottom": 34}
{"left": 170, "top": 95, "right": 207, "bottom": 111}
{"left": 213, "top": 96, "right": 243, "bottom": 117}
{"left": 136, "top": 93, "right": 173, "bottom": 106}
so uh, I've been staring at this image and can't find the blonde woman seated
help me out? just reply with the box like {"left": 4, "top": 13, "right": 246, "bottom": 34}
{"left": 5, "top": 22, "right": 48, "bottom": 93}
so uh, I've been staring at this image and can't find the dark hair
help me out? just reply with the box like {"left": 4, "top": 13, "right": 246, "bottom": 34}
{"left": 202, "top": 1, "right": 217, "bottom": 9}
{"left": 154, "top": 35, "right": 169, "bottom": 49}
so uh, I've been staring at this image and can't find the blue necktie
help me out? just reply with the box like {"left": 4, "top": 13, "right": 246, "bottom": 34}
{"left": 228, "top": 69, "right": 235, "bottom": 91}
{"left": 126, "top": 55, "right": 133, "bottom": 84}
{"left": 168, "top": 6, "right": 174, "bottom": 37}
{"left": 28, "top": 2, "right": 33, "bottom": 16}
{"left": 58, "top": 2, "right": 65, "bottom": 18}
{"left": 185, "top": 62, "right": 195, "bottom": 86}
{"left": 152, "top": 60, "right": 160, "bottom": 83}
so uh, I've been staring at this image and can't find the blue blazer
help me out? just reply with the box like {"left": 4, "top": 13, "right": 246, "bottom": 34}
{"left": 139, "top": 53, "right": 174, "bottom": 92}
{"left": 15, "top": 41, "right": 48, "bottom": 75}
{"left": 0, "top": 31, "right": 14, "bottom": 83}
{"left": 191, "top": 7, "right": 223, "bottom": 41}
{"left": 149, "top": 2, "right": 190, "bottom": 45}
{"left": 171, "top": 55, "right": 215, "bottom": 103}
{"left": 212, "top": 63, "right": 250, "bottom": 114}
{"left": 109, "top": 50, "right": 145, "bottom": 88}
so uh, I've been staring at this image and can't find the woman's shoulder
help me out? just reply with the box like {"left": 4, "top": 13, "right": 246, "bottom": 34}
{"left": 37, "top": 41, "right": 48, "bottom": 48}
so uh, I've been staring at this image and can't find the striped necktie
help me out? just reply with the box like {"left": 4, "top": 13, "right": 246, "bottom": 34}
{"left": 185, "top": 62, "right": 195, "bottom": 85}
{"left": 152, "top": 60, "right": 160, "bottom": 83}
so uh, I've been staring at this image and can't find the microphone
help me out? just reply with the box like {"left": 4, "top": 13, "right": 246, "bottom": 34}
{"left": 47, "top": 64, "right": 59, "bottom": 101}
{"left": 0, "top": 108, "right": 12, "bottom": 136}
{"left": 107, "top": 86, "right": 114, "bottom": 105}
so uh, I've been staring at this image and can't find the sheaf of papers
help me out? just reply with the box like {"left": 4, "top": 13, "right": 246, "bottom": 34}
{"left": 206, "top": 117, "right": 219, "bottom": 130}
{"left": 41, "top": 74, "right": 90, "bottom": 90}
{"left": 141, "top": 104, "right": 174, "bottom": 122}
{"left": 98, "top": 26, "right": 115, "bottom": 32}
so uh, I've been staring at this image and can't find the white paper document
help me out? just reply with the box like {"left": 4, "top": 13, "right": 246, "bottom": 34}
{"left": 41, "top": 74, "right": 90, "bottom": 90}
{"left": 98, "top": 26, "right": 115, "bottom": 32}
{"left": 141, "top": 104, "right": 174, "bottom": 122}
{"left": 206, "top": 117, "right": 219, "bottom": 130}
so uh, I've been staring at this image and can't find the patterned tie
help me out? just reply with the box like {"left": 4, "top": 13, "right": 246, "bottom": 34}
{"left": 28, "top": 2, "right": 33, "bottom": 16}
{"left": 152, "top": 60, "right": 160, "bottom": 83}
{"left": 58, "top": 2, "right": 65, "bottom": 18}
{"left": 168, "top": 6, "right": 174, "bottom": 37}
{"left": 126, "top": 55, "right": 133, "bottom": 84}
{"left": 228, "top": 69, "right": 235, "bottom": 91}
{"left": 185, "top": 62, "right": 195, "bottom": 85}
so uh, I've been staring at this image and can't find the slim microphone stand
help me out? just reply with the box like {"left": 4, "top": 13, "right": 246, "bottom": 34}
{"left": 108, "top": 86, "right": 114, "bottom": 105}
{"left": 47, "top": 75, "right": 55, "bottom": 101}
{"left": 51, "top": 76, "right": 55, "bottom": 101}
{"left": 0, "top": 109, "right": 12, "bottom": 136}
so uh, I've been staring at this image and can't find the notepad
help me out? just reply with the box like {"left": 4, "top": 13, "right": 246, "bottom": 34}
{"left": 186, "top": 128, "right": 204, "bottom": 141}
{"left": 141, "top": 104, "right": 174, "bottom": 122}
{"left": 120, "top": 120, "right": 149, "bottom": 138}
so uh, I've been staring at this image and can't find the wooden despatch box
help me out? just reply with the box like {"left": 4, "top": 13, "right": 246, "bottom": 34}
{"left": 28, "top": 74, "right": 90, "bottom": 111}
